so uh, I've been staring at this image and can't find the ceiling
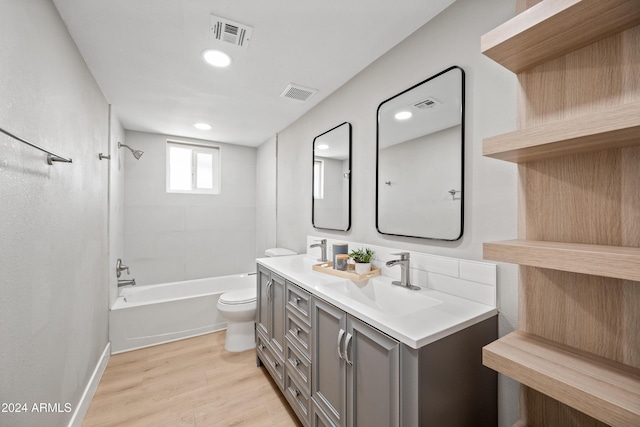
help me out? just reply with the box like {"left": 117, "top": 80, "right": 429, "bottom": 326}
{"left": 52, "top": 0, "right": 455, "bottom": 147}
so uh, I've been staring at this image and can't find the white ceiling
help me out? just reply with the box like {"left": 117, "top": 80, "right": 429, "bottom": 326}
{"left": 52, "top": 0, "right": 455, "bottom": 147}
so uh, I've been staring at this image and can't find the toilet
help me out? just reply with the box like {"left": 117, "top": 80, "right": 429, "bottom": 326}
{"left": 217, "top": 247, "right": 297, "bottom": 352}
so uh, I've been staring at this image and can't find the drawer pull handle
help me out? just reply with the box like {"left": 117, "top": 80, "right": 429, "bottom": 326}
{"left": 295, "top": 389, "right": 301, "bottom": 397}
{"left": 295, "top": 327, "right": 302, "bottom": 335}
{"left": 258, "top": 344, "right": 265, "bottom": 350}
{"left": 295, "top": 358, "right": 301, "bottom": 366}
{"left": 337, "top": 328, "right": 345, "bottom": 360}
{"left": 274, "top": 361, "right": 279, "bottom": 368}
{"left": 293, "top": 297, "right": 301, "bottom": 304}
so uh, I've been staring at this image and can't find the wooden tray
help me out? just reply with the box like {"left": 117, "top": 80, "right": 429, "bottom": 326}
{"left": 312, "top": 262, "right": 380, "bottom": 281}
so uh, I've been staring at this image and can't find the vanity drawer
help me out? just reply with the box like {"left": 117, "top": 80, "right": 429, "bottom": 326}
{"left": 285, "top": 371, "right": 311, "bottom": 427}
{"left": 286, "top": 308, "right": 311, "bottom": 358}
{"left": 285, "top": 337, "right": 311, "bottom": 394}
{"left": 287, "top": 282, "right": 311, "bottom": 324}
{"left": 257, "top": 332, "right": 284, "bottom": 390}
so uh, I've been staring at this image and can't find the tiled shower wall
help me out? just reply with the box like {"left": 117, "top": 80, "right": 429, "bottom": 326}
{"left": 123, "top": 131, "right": 257, "bottom": 285}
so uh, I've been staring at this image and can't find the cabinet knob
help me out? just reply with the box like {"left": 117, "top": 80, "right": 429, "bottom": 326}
{"left": 295, "top": 327, "right": 302, "bottom": 335}
{"left": 295, "top": 358, "right": 301, "bottom": 366}
{"left": 274, "top": 361, "right": 279, "bottom": 368}
{"left": 293, "top": 297, "right": 301, "bottom": 304}
{"left": 295, "top": 389, "right": 301, "bottom": 397}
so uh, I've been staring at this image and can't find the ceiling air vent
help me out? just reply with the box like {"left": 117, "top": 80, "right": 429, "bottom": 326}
{"left": 210, "top": 15, "right": 253, "bottom": 48}
{"left": 414, "top": 97, "right": 441, "bottom": 109}
{"left": 280, "top": 83, "right": 318, "bottom": 102}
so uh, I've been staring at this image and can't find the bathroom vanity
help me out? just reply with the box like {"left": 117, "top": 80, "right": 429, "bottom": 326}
{"left": 255, "top": 254, "right": 498, "bottom": 427}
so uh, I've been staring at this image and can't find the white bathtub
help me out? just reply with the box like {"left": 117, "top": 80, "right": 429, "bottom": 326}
{"left": 109, "top": 273, "right": 256, "bottom": 354}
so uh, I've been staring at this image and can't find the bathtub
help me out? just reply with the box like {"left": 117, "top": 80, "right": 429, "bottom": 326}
{"left": 109, "top": 273, "right": 256, "bottom": 354}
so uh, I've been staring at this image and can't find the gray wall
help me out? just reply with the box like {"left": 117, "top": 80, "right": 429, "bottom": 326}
{"left": 256, "top": 135, "right": 277, "bottom": 257}
{"left": 271, "top": 0, "right": 520, "bottom": 425}
{"left": 108, "top": 108, "right": 126, "bottom": 307}
{"left": 123, "top": 131, "right": 257, "bottom": 285}
{"left": 0, "top": 0, "right": 110, "bottom": 425}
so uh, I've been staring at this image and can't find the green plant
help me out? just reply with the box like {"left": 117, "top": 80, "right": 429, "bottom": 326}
{"left": 349, "top": 247, "right": 375, "bottom": 263}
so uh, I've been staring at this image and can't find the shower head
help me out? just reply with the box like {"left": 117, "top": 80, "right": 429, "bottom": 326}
{"left": 118, "top": 142, "right": 144, "bottom": 160}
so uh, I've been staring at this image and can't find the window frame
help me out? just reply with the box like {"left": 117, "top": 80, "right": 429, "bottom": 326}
{"left": 166, "top": 139, "right": 221, "bottom": 195}
{"left": 313, "top": 158, "right": 324, "bottom": 199}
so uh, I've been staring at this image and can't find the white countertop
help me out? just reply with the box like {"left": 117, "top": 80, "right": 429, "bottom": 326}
{"left": 257, "top": 255, "right": 497, "bottom": 349}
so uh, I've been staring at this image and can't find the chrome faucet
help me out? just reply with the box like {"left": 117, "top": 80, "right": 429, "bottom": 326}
{"left": 386, "top": 252, "right": 420, "bottom": 290}
{"left": 310, "top": 239, "right": 328, "bottom": 262}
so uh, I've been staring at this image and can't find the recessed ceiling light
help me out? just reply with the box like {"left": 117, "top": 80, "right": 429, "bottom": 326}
{"left": 395, "top": 111, "right": 412, "bottom": 120}
{"left": 202, "top": 49, "right": 232, "bottom": 68}
{"left": 194, "top": 123, "right": 212, "bottom": 130}
{"left": 317, "top": 144, "right": 329, "bottom": 150}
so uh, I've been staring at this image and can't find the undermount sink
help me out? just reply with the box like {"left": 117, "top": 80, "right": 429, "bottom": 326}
{"left": 320, "top": 277, "right": 442, "bottom": 316}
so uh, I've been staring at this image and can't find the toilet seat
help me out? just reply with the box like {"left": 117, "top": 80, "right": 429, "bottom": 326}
{"left": 219, "top": 289, "right": 256, "bottom": 305}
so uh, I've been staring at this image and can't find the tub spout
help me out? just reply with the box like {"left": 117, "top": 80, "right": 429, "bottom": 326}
{"left": 118, "top": 279, "right": 136, "bottom": 287}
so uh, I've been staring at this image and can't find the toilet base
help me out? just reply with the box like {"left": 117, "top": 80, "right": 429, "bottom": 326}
{"left": 224, "top": 320, "right": 256, "bottom": 352}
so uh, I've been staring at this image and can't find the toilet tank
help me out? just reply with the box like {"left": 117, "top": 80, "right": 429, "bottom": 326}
{"left": 265, "top": 248, "right": 297, "bottom": 257}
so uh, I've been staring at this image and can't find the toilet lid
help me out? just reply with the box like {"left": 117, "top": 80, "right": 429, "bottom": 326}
{"left": 265, "top": 248, "right": 297, "bottom": 257}
{"left": 219, "top": 289, "right": 256, "bottom": 305}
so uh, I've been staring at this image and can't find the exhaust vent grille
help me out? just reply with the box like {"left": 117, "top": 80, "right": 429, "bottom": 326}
{"left": 414, "top": 97, "right": 441, "bottom": 109}
{"left": 210, "top": 15, "right": 253, "bottom": 48}
{"left": 280, "top": 83, "right": 318, "bottom": 102}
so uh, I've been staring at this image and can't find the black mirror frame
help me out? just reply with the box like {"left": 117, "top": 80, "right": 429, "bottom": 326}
{"left": 375, "top": 66, "right": 465, "bottom": 241}
{"left": 312, "top": 122, "right": 352, "bottom": 231}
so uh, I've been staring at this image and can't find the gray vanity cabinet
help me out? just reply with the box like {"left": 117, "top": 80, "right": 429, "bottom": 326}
{"left": 311, "top": 297, "right": 400, "bottom": 427}
{"left": 257, "top": 264, "right": 497, "bottom": 426}
{"left": 256, "top": 265, "right": 286, "bottom": 389}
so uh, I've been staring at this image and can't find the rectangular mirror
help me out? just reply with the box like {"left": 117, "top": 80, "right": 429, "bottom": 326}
{"left": 312, "top": 122, "right": 352, "bottom": 231}
{"left": 376, "top": 66, "right": 464, "bottom": 240}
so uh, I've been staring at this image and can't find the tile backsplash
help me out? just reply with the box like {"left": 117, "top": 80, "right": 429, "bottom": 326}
{"left": 306, "top": 235, "right": 496, "bottom": 307}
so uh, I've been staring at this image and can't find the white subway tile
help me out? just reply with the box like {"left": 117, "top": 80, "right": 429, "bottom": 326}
{"left": 428, "top": 273, "right": 495, "bottom": 306}
{"left": 459, "top": 261, "right": 496, "bottom": 287}
{"left": 412, "top": 253, "right": 459, "bottom": 277}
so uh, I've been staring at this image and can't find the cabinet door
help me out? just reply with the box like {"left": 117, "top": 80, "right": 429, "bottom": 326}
{"left": 311, "top": 298, "right": 347, "bottom": 427}
{"left": 311, "top": 397, "right": 338, "bottom": 427}
{"left": 345, "top": 316, "right": 400, "bottom": 427}
{"left": 256, "top": 266, "right": 270, "bottom": 338}
{"left": 270, "top": 273, "right": 286, "bottom": 360}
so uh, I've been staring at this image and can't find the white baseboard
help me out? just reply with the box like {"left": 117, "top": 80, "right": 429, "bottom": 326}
{"left": 67, "top": 341, "right": 111, "bottom": 427}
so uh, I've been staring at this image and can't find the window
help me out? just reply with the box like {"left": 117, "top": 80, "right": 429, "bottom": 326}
{"left": 313, "top": 159, "right": 324, "bottom": 199}
{"left": 166, "top": 140, "right": 220, "bottom": 194}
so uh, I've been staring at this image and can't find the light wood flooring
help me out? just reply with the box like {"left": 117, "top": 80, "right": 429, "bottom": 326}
{"left": 83, "top": 331, "right": 301, "bottom": 427}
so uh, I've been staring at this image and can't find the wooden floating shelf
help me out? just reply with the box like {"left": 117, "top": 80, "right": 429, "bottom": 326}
{"left": 483, "top": 102, "right": 640, "bottom": 163}
{"left": 483, "top": 239, "right": 640, "bottom": 281}
{"left": 312, "top": 262, "right": 381, "bottom": 281}
{"left": 483, "top": 331, "right": 640, "bottom": 427}
{"left": 481, "top": 0, "right": 640, "bottom": 72}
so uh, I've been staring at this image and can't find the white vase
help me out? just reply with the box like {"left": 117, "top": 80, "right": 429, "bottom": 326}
{"left": 354, "top": 262, "right": 371, "bottom": 275}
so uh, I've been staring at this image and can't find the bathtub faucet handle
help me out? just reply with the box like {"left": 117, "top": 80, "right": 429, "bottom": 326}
{"left": 116, "top": 258, "right": 130, "bottom": 278}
